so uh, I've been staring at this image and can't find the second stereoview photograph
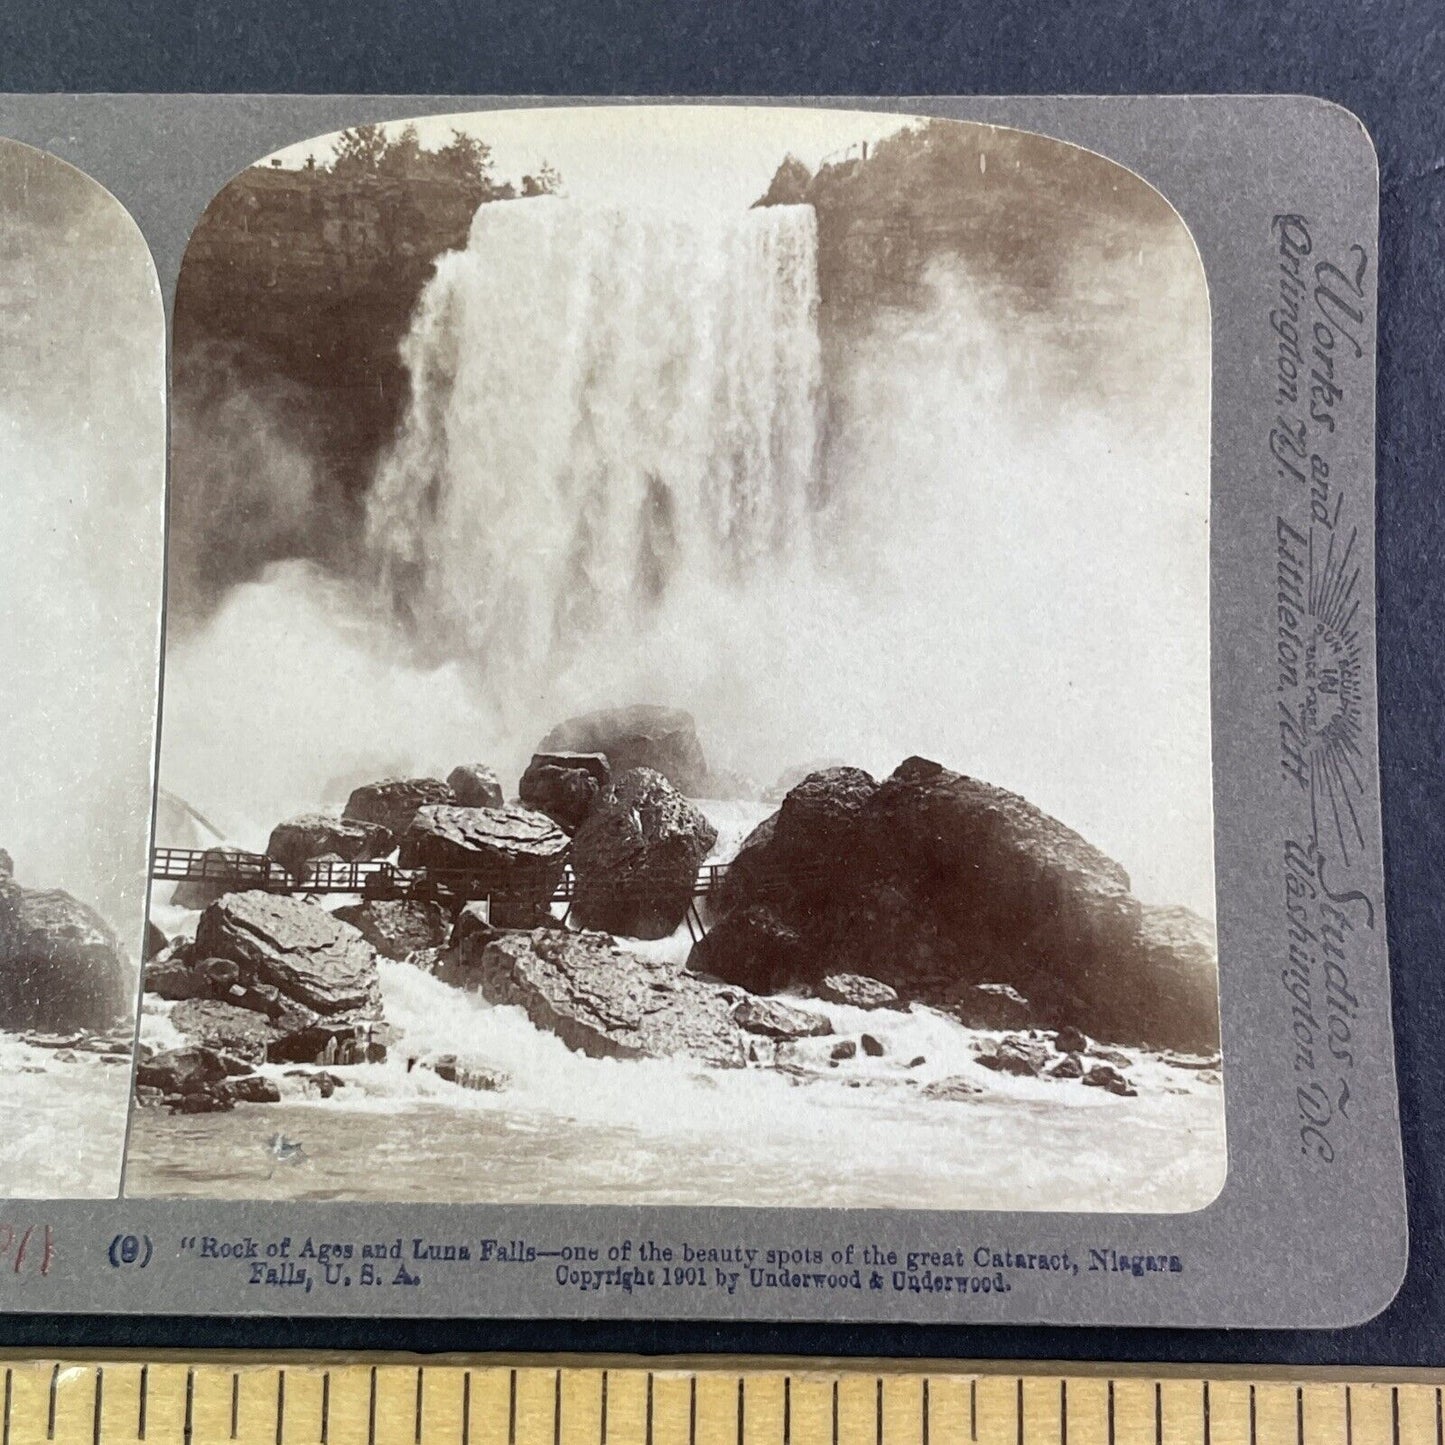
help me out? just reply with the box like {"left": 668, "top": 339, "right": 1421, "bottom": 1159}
{"left": 125, "top": 105, "right": 1224, "bottom": 1209}
{"left": 0, "top": 138, "right": 165, "bottom": 1197}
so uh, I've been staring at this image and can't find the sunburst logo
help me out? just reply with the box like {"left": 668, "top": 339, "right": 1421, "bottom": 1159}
{"left": 1301, "top": 527, "right": 1366, "bottom": 863}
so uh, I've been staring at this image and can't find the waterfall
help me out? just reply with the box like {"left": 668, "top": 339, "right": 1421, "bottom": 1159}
{"left": 163, "top": 187, "right": 1214, "bottom": 916}
{"left": 367, "top": 197, "right": 824, "bottom": 706}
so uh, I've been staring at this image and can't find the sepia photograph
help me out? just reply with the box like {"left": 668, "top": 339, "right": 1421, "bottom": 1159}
{"left": 0, "top": 139, "right": 164, "bottom": 1196}
{"left": 126, "top": 106, "right": 1223, "bottom": 1210}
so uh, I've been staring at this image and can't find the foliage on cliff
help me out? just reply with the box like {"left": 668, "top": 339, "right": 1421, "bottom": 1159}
{"left": 328, "top": 122, "right": 561, "bottom": 203}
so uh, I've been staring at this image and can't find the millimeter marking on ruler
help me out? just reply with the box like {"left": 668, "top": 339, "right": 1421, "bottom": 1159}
{"left": 6, "top": 1361, "right": 1445, "bottom": 1445}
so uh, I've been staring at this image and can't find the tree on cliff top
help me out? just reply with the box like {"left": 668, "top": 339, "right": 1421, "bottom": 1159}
{"left": 328, "top": 122, "right": 535, "bottom": 202}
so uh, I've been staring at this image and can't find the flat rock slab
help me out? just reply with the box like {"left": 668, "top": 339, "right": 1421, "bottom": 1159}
{"left": 401, "top": 803, "right": 569, "bottom": 870}
{"left": 194, "top": 891, "right": 382, "bottom": 1017}
{"left": 400, "top": 804, "right": 570, "bottom": 926}
{"left": 921, "top": 1075, "right": 985, "bottom": 1101}
{"left": 265, "top": 812, "right": 393, "bottom": 878}
{"left": 819, "top": 973, "right": 900, "bottom": 1009}
{"left": 331, "top": 899, "right": 452, "bottom": 960}
{"left": 733, "top": 995, "right": 832, "bottom": 1039}
{"left": 468, "top": 928, "right": 746, "bottom": 1068}
{"left": 343, "top": 777, "right": 456, "bottom": 838}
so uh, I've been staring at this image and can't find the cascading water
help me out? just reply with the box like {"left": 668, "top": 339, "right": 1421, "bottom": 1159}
{"left": 367, "top": 198, "right": 824, "bottom": 717}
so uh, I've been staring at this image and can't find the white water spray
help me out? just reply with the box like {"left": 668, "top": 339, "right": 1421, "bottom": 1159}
{"left": 165, "top": 190, "right": 1213, "bottom": 914}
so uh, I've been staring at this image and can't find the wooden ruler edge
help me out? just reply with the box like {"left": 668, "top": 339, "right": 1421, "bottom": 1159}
{"left": 0, "top": 1352, "right": 1439, "bottom": 1384}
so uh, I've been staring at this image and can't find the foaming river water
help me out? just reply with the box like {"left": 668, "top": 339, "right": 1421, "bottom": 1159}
{"left": 126, "top": 795, "right": 1224, "bottom": 1212}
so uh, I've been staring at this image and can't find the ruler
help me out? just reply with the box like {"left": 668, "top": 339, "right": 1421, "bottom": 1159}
{"left": 2, "top": 1359, "right": 1442, "bottom": 1445}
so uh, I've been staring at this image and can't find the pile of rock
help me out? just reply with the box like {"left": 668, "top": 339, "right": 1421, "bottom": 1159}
{"left": 398, "top": 803, "right": 569, "bottom": 927}
{"left": 0, "top": 849, "right": 133, "bottom": 1035}
{"left": 691, "top": 758, "right": 1221, "bottom": 1054}
{"left": 140, "top": 890, "right": 387, "bottom": 1112}
{"left": 19, "top": 1029, "right": 133, "bottom": 1066}
{"left": 972, "top": 1030, "right": 1139, "bottom": 1096}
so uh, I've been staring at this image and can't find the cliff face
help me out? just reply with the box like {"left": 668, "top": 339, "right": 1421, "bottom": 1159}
{"left": 762, "top": 119, "right": 1184, "bottom": 319}
{"left": 176, "top": 163, "right": 483, "bottom": 504}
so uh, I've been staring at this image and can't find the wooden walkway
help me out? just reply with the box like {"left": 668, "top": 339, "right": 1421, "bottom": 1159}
{"left": 150, "top": 845, "right": 733, "bottom": 905}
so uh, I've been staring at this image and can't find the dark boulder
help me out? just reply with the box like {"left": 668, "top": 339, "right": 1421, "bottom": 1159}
{"left": 331, "top": 899, "right": 452, "bottom": 960}
{"left": 343, "top": 776, "right": 456, "bottom": 838}
{"left": 716, "top": 767, "right": 877, "bottom": 917}
{"left": 464, "top": 927, "right": 746, "bottom": 1067}
{"left": 194, "top": 891, "right": 382, "bottom": 1018}
{"left": 976, "top": 1036, "right": 1049, "bottom": 1077}
{"left": 265, "top": 812, "right": 393, "bottom": 878}
{"left": 144, "top": 921, "right": 168, "bottom": 960}
{"left": 715, "top": 813, "right": 780, "bottom": 915}
{"left": 286, "top": 1069, "right": 344, "bottom": 1099}
{"left": 689, "top": 904, "right": 810, "bottom": 995}
{"left": 539, "top": 704, "right": 709, "bottom": 796}
{"left": 144, "top": 950, "right": 210, "bottom": 1001}
{"left": 447, "top": 764, "right": 504, "bottom": 810}
{"left": 698, "top": 757, "right": 1221, "bottom": 1053}
{"left": 732, "top": 996, "right": 831, "bottom": 1040}
{"left": 776, "top": 765, "right": 879, "bottom": 858}
{"left": 763, "top": 759, "right": 848, "bottom": 803}
{"left": 399, "top": 804, "right": 570, "bottom": 927}
{"left": 194, "top": 955, "right": 240, "bottom": 994}
{"left": 1083, "top": 1062, "right": 1137, "bottom": 1097}
{"left": 1054, "top": 1025, "right": 1088, "bottom": 1055}
{"left": 0, "top": 885, "right": 132, "bottom": 1032}
{"left": 1050, "top": 1052, "right": 1085, "bottom": 1079}
{"left": 830, "top": 1038, "right": 858, "bottom": 1061}
{"left": 136, "top": 1046, "right": 249, "bottom": 1095}
{"left": 223, "top": 1074, "right": 282, "bottom": 1105}
{"left": 570, "top": 768, "right": 717, "bottom": 939}
{"left": 947, "top": 983, "right": 1034, "bottom": 1031}
{"left": 267, "top": 1020, "right": 387, "bottom": 1066}
{"left": 860, "top": 1032, "right": 885, "bottom": 1057}
{"left": 449, "top": 901, "right": 502, "bottom": 952}
{"left": 518, "top": 752, "right": 611, "bottom": 833}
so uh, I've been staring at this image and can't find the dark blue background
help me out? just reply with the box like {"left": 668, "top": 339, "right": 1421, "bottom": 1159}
{"left": 1, "top": 0, "right": 1441, "bottom": 1368}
